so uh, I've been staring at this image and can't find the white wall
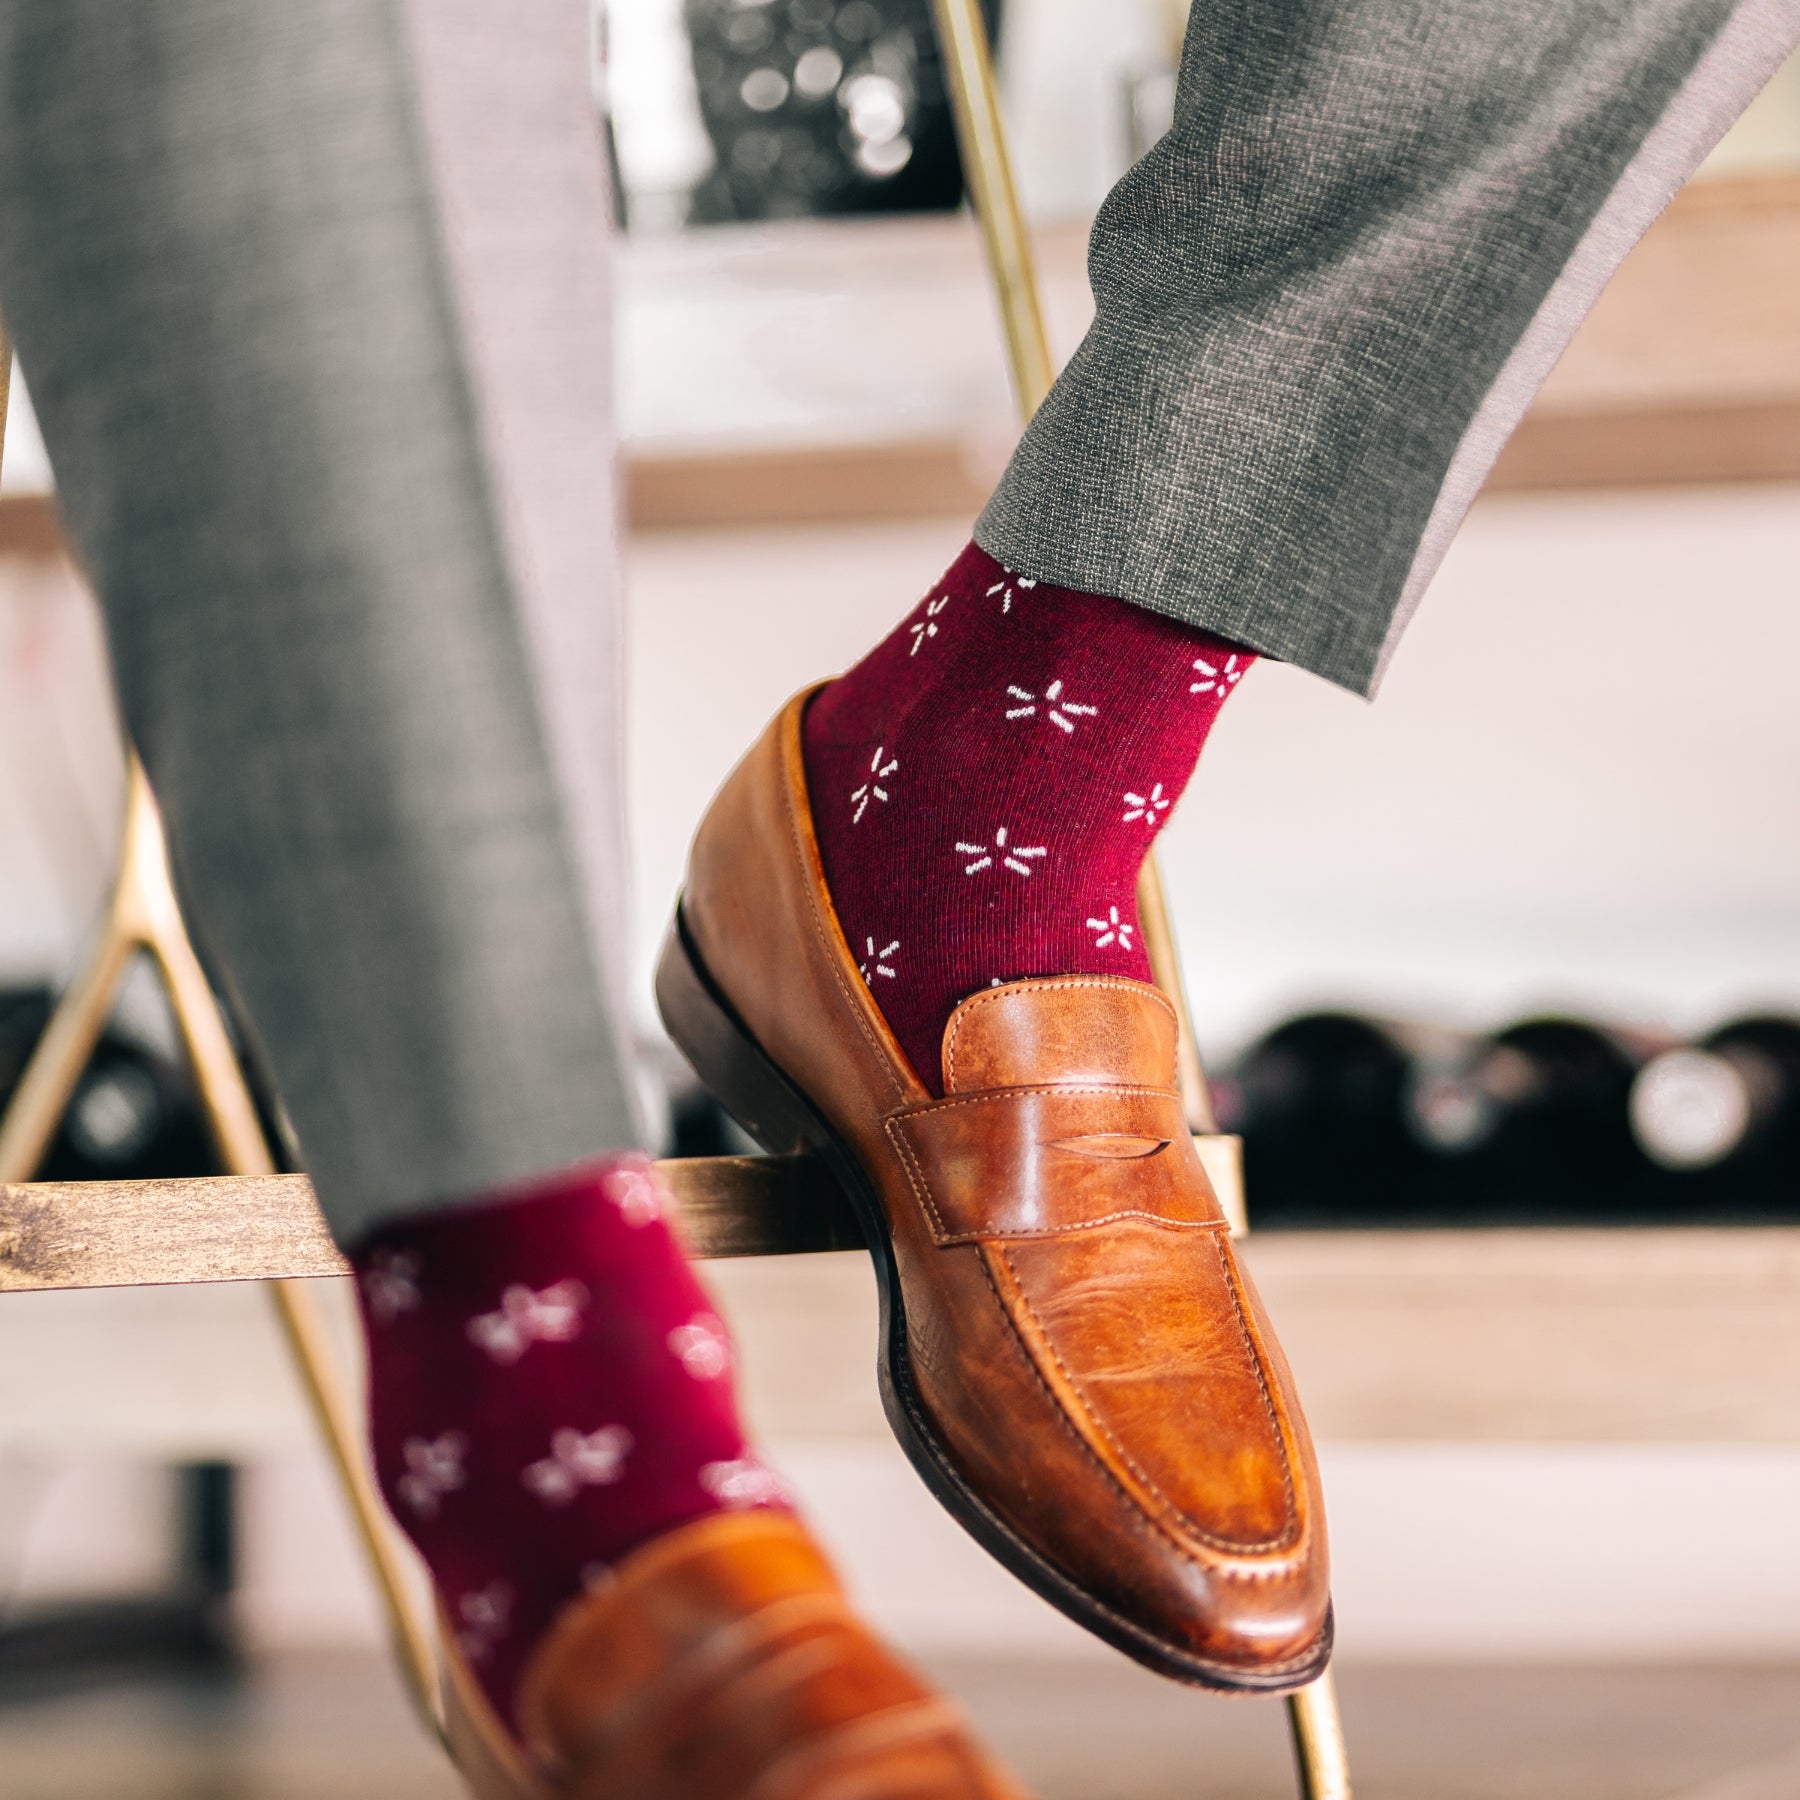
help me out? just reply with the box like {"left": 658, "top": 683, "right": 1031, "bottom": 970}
{"left": 623, "top": 487, "right": 1800, "bottom": 1062}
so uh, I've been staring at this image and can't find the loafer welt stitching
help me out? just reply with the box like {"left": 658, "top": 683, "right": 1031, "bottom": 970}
{"left": 940, "top": 1214, "right": 1226, "bottom": 1245}
{"left": 991, "top": 1238, "right": 1300, "bottom": 1558}
{"left": 1209, "top": 1230, "right": 1304, "bottom": 1549}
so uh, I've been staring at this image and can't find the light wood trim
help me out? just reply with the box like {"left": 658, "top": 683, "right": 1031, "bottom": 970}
{"left": 0, "top": 1160, "right": 866, "bottom": 1289}
{"left": 625, "top": 436, "right": 1002, "bottom": 530}
{"left": 696, "top": 1220, "right": 1800, "bottom": 1445}
{"left": 1487, "top": 396, "right": 1800, "bottom": 489}
{"left": 12, "top": 1178, "right": 1799, "bottom": 1442}
{"left": 12, "top": 1175, "right": 1797, "bottom": 1442}
{"left": 1656, "top": 169, "right": 1800, "bottom": 215}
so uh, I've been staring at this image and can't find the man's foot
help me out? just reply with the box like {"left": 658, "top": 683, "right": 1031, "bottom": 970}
{"left": 657, "top": 553, "right": 1331, "bottom": 1691}
{"left": 354, "top": 1159, "right": 1027, "bottom": 1794}
{"left": 446, "top": 1511, "right": 1029, "bottom": 1800}
{"left": 802, "top": 542, "right": 1253, "bottom": 1092}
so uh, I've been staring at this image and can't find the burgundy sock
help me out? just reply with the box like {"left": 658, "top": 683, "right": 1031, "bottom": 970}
{"left": 354, "top": 1154, "right": 787, "bottom": 1730}
{"left": 804, "top": 542, "right": 1254, "bottom": 1092}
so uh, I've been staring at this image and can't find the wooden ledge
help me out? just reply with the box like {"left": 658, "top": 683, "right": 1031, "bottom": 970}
{"left": 0, "top": 1158, "right": 863, "bottom": 1292}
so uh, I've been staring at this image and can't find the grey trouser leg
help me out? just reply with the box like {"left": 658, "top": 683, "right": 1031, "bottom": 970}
{"left": 0, "top": 2, "right": 640, "bottom": 1242}
{"left": 977, "top": 0, "right": 1800, "bottom": 695}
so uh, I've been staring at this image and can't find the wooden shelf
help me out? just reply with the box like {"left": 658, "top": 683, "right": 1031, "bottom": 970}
{"left": 1488, "top": 173, "right": 1800, "bottom": 490}
{"left": 1244, "top": 1224, "right": 1800, "bottom": 1444}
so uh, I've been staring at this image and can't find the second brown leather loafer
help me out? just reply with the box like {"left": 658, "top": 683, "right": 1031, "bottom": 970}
{"left": 444, "top": 1510, "right": 1028, "bottom": 1798}
{"left": 656, "top": 690, "right": 1332, "bottom": 1693}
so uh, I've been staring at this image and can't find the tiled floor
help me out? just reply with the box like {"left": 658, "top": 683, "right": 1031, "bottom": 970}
{"left": 3, "top": 1653, "right": 1799, "bottom": 1799}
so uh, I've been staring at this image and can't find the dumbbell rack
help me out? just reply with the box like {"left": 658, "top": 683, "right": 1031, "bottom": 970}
{"left": 0, "top": 5, "right": 1352, "bottom": 1794}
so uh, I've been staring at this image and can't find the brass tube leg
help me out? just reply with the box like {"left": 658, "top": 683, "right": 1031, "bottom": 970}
{"left": 0, "top": 916, "right": 136, "bottom": 1182}
{"left": 927, "top": 0, "right": 1054, "bottom": 417}
{"left": 1133, "top": 857, "right": 1219, "bottom": 1138}
{"left": 263, "top": 1273, "right": 446, "bottom": 1739}
{"left": 1288, "top": 1672, "right": 1354, "bottom": 1800}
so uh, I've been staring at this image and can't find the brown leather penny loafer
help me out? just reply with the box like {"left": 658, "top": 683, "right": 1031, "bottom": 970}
{"left": 444, "top": 1510, "right": 1028, "bottom": 1799}
{"left": 656, "top": 689, "right": 1332, "bottom": 1693}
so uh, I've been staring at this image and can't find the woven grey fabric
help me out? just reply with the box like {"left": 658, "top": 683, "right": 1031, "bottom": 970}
{"left": 977, "top": 0, "right": 1800, "bottom": 695}
{"left": 0, "top": 1, "right": 640, "bottom": 1241}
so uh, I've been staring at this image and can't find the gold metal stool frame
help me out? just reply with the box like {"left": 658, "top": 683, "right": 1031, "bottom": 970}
{"left": 0, "top": 7, "right": 1351, "bottom": 1791}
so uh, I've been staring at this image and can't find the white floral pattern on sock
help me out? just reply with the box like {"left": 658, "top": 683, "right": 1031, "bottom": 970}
{"left": 1190, "top": 654, "right": 1246, "bottom": 698}
{"left": 397, "top": 1431, "right": 468, "bottom": 1519}
{"left": 1004, "top": 678, "right": 1096, "bottom": 734}
{"left": 361, "top": 1249, "right": 422, "bottom": 1323}
{"left": 466, "top": 1281, "right": 588, "bottom": 1365}
{"left": 859, "top": 936, "right": 899, "bottom": 983}
{"left": 1085, "top": 907, "right": 1135, "bottom": 950}
{"left": 522, "top": 1425, "right": 634, "bottom": 1506}
{"left": 604, "top": 1164, "right": 661, "bottom": 1227}
{"left": 699, "top": 1456, "right": 788, "bottom": 1509}
{"left": 956, "top": 826, "right": 1047, "bottom": 877}
{"left": 851, "top": 746, "right": 898, "bottom": 822}
{"left": 985, "top": 568, "right": 1038, "bottom": 613}
{"left": 908, "top": 594, "right": 949, "bottom": 655}
{"left": 455, "top": 1580, "right": 514, "bottom": 1664}
{"left": 668, "top": 1315, "right": 731, "bottom": 1380}
{"left": 1122, "top": 784, "right": 1171, "bottom": 825}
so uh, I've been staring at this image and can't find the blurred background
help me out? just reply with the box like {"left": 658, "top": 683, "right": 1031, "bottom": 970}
{"left": 3, "top": 3, "right": 1800, "bottom": 1796}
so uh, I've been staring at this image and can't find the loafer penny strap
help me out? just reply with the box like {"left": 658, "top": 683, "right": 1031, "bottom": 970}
{"left": 885, "top": 1086, "right": 1227, "bottom": 1245}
